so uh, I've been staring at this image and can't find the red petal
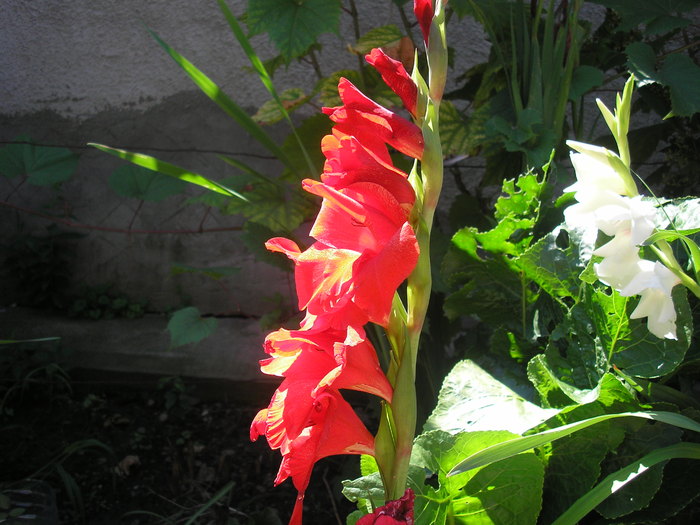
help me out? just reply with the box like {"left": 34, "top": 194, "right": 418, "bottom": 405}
{"left": 414, "top": 0, "right": 434, "bottom": 43}
{"left": 354, "top": 222, "right": 419, "bottom": 326}
{"left": 365, "top": 48, "right": 417, "bottom": 116}
{"left": 324, "top": 78, "right": 424, "bottom": 159}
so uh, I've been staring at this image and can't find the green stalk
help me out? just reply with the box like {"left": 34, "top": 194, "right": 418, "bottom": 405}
{"left": 378, "top": 0, "right": 447, "bottom": 501}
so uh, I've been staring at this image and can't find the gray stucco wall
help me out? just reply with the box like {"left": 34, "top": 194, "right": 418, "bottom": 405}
{"left": 0, "top": 1, "right": 488, "bottom": 314}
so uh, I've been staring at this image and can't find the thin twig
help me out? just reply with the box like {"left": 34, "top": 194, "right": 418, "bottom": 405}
{"left": 322, "top": 467, "right": 343, "bottom": 525}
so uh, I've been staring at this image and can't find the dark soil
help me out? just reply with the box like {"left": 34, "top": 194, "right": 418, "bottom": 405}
{"left": 0, "top": 370, "right": 361, "bottom": 524}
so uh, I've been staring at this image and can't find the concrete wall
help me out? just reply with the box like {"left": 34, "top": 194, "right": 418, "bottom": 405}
{"left": 0, "top": 1, "right": 488, "bottom": 316}
{"left": 0, "top": 1, "right": 489, "bottom": 379}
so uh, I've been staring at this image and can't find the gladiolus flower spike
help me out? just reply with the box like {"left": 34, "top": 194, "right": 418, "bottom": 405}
{"left": 251, "top": 47, "right": 423, "bottom": 525}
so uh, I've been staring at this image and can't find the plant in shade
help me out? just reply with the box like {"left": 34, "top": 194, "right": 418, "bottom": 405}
{"left": 250, "top": 1, "right": 447, "bottom": 522}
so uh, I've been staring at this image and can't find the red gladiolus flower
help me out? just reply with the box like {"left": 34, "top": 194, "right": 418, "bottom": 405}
{"left": 261, "top": 324, "right": 393, "bottom": 402}
{"left": 321, "top": 132, "right": 416, "bottom": 210}
{"left": 323, "top": 78, "right": 424, "bottom": 160}
{"left": 365, "top": 48, "right": 418, "bottom": 117}
{"left": 266, "top": 179, "right": 419, "bottom": 327}
{"left": 414, "top": 0, "right": 434, "bottom": 44}
{"left": 357, "top": 488, "right": 415, "bottom": 525}
{"left": 251, "top": 382, "right": 375, "bottom": 525}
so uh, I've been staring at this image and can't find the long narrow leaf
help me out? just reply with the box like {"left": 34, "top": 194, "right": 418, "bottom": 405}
{"left": 217, "top": 154, "right": 283, "bottom": 187}
{"left": 552, "top": 442, "right": 700, "bottom": 525}
{"left": 145, "top": 27, "right": 292, "bottom": 168}
{"left": 216, "top": 0, "right": 317, "bottom": 177}
{"left": 89, "top": 144, "right": 247, "bottom": 201}
{"left": 448, "top": 411, "right": 700, "bottom": 476}
{"left": 183, "top": 481, "right": 235, "bottom": 525}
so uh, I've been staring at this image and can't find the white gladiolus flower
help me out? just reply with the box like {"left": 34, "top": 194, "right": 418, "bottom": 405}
{"left": 592, "top": 195, "right": 656, "bottom": 245}
{"left": 593, "top": 232, "right": 642, "bottom": 290}
{"left": 565, "top": 143, "right": 631, "bottom": 197}
{"left": 620, "top": 260, "right": 681, "bottom": 339}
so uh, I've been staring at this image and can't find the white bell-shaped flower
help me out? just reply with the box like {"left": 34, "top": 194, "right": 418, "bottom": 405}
{"left": 620, "top": 260, "right": 681, "bottom": 339}
{"left": 593, "top": 231, "right": 642, "bottom": 290}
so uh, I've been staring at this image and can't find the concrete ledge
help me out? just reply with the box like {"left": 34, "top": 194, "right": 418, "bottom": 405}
{"left": 1, "top": 306, "right": 267, "bottom": 382}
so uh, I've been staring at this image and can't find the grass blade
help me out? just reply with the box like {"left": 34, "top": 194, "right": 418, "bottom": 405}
{"left": 448, "top": 411, "right": 700, "bottom": 476}
{"left": 145, "top": 27, "right": 292, "bottom": 169}
{"left": 216, "top": 0, "right": 317, "bottom": 177}
{"left": 89, "top": 143, "right": 248, "bottom": 201}
{"left": 183, "top": 480, "right": 235, "bottom": 525}
{"left": 552, "top": 442, "right": 700, "bottom": 525}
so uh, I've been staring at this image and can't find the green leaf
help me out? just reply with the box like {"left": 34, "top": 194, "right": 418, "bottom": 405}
{"left": 90, "top": 143, "right": 247, "bottom": 200}
{"left": 146, "top": 27, "right": 292, "bottom": 167}
{"left": 247, "top": 0, "right": 341, "bottom": 60}
{"left": 439, "top": 100, "right": 480, "bottom": 156}
{"left": 413, "top": 430, "right": 544, "bottom": 525}
{"left": 109, "top": 164, "right": 186, "bottom": 201}
{"left": 253, "top": 88, "right": 309, "bottom": 125}
{"left": 594, "top": 287, "right": 693, "bottom": 378}
{"left": 596, "top": 422, "right": 682, "bottom": 518}
{"left": 590, "top": 0, "right": 697, "bottom": 33}
{"left": 167, "top": 306, "right": 217, "bottom": 348}
{"left": 0, "top": 137, "right": 78, "bottom": 185}
{"left": 222, "top": 176, "right": 315, "bottom": 231}
{"left": 241, "top": 221, "right": 292, "bottom": 270}
{"left": 424, "top": 359, "right": 559, "bottom": 435}
{"left": 449, "top": 410, "right": 700, "bottom": 476}
{"left": 659, "top": 53, "right": 700, "bottom": 117}
{"left": 552, "top": 442, "right": 700, "bottom": 525}
{"left": 621, "top": 440, "right": 700, "bottom": 523}
{"left": 170, "top": 263, "right": 240, "bottom": 280}
{"left": 217, "top": 0, "right": 316, "bottom": 175}
{"left": 318, "top": 70, "right": 363, "bottom": 107}
{"left": 625, "top": 42, "right": 700, "bottom": 117}
{"left": 518, "top": 227, "right": 586, "bottom": 302}
{"left": 352, "top": 25, "right": 403, "bottom": 55}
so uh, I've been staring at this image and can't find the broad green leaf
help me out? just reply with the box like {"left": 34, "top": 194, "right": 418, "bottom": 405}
{"left": 552, "top": 442, "right": 700, "bottom": 525}
{"left": 413, "top": 430, "right": 544, "bottom": 525}
{"left": 318, "top": 70, "right": 362, "bottom": 107}
{"left": 626, "top": 42, "right": 700, "bottom": 117}
{"left": 660, "top": 53, "right": 700, "bottom": 117}
{"left": 247, "top": 0, "right": 341, "bottom": 60}
{"left": 170, "top": 263, "right": 240, "bottom": 280}
{"left": 0, "top": 138, "right": 78, "bottom": 185}
{"left": 90, "top": 144, "right": 247, "bottom": 200}
{"left": 442, "top": 256, "right": 526, "bottom": 328}
{"left": 449, "top": 410, "right": 700, "bottom": 476}
{"left": 217, "top": 0, "right": 316, "bottom": 174}
{"left": 657, "top": 198, "right": 700, "bottom": 230}
{"left": 596, "top": 423, "right": 682, "bottom": 518}
{"left": 548, "top": 303, "right": 610, "bottom": 390}
{"left": 241, "top": 221, "right": 292, "bottom": 270}
{"left": 222, "top": 175, "right": 315, "bottom": 231}
{"left": 146, "top": 28, "right": 291, "bottom": 167}
{"left": 424, "top": 360, "right": 559, "bottom": 435}
{"left": 518, "top": 227, "right": 585, "bottom": 302}
{"left": 593, "top": 287, "right": 693, "bottom": 378}
{"left": 109, "top": 164, "right": 185, "bottom": 201}
{"left": 537, "top": 403, "right": 628, "bottom": 522}
{"left": 253, "top": 88, "right": 309, "bottom": 125}
{"left": 590, "top": 0, "right": 696, "bottom": 33}
{"left": 352, "top": 25, "right": 403, "bottom": 55}
{"left": 439, "top": 100, "right": 481, "bottom": 156}
{"left": 167, "top": 306, "right": 217, "bottom": 348}
{"left": 620, "top": 438, "right": 700, "bottom": 523}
